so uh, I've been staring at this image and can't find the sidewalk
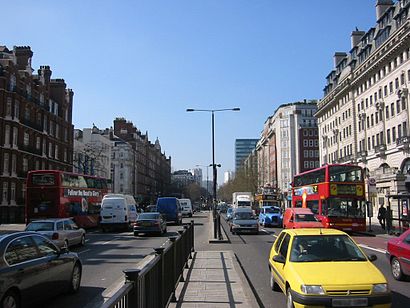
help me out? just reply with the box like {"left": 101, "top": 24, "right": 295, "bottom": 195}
{"left": 170, "top": 212, "right": 259, "bottom": 308}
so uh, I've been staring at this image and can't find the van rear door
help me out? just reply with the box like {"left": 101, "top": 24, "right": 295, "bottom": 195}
{"left": 101, "top": 198, "right": 126, "bottom": 224}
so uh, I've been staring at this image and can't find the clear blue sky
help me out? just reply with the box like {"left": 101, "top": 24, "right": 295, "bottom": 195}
{"left": 3, "top": 0, "right": 377, "bottom": 184}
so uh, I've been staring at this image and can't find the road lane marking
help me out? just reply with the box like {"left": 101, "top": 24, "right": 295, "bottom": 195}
{"left": 260, "top": 228, "right": 278, "bottom": 237}
{"left": 358, "top": 244, "right": 386, "bottom": 254}
{"left": 78, "top": 249, "right": 91, "bottom": 255}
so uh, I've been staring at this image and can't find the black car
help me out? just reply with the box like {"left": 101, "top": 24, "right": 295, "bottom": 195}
{"left": 133, "top": 212, "right": 167, "bottom": 236}
{"left": 0, "top": 232, "right": 82, "bottom": 308}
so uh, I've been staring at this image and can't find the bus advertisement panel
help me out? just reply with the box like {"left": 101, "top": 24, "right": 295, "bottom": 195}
{"left": 292, "top": 164, "right": 366, "bottom": 232}
{"left": 26, "top": 170, "right": 110, "bottom": 228}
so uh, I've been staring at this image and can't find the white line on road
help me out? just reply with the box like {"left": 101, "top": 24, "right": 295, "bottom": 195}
{"left": 260, "top": 228, "right": 278, "bottom": 238}
{"left": 358, "top": 244, "right": 386, "bottom": 254}
{"left": 77, "top": 249, "right": 91, "bottom": 254}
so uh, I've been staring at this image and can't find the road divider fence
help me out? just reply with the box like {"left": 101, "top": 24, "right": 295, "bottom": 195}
{"left": 101, "top": 220, "right": 194, "bottom": 308}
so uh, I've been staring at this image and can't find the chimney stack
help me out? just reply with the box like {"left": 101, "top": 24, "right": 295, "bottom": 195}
{"left": 334, "top": 52, "right": 347, "bottom": 68}
{"left": 376, "top": 0, "right": 394, "bottom": 20}
{"left": 351, "top": 29, "right": 365, "bottom": 48}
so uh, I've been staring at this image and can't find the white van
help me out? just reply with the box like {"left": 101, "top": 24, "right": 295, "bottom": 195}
{"left": 100, "top": 194, "right": 138, "bottom": 231}
{"left": 179, "top": 198, "right": 193, "bottom": 217}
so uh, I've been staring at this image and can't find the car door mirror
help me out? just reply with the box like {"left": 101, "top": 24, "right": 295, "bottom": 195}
{"left": 59, "top": 246, "right": 69, "bottom": 255}
{"left": 289, "top": 218, "right": 293, "bottom": 222}
{"left": 273, "top": 254, "right": 286, "bottom": 264}
{"left": 368, "top": 254, "right": 377, "bottom": 262}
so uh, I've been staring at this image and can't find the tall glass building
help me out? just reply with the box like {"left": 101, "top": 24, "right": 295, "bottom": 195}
{"left": 235, "top": 139, "right": 259, "bottom": 171}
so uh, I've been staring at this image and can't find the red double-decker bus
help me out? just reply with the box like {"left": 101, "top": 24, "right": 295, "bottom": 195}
{"left": 26, "top": 170, "right": 111, "bottom": 228}
{"left": 292, "top": 164, "right": 366, "bottom": 232}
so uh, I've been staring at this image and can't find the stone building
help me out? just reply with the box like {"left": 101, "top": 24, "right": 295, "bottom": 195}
{"left": 255, "top": 101, "right": 319, "bottom": 205}
{"left": 0, "top": 46, "right": 74, "bottom": 223}
{"left": 73, "top": 126, "right": 112, "bottom": 179}
{"left": 317, "top": 0, "right": 410, "bottom": 218}
{"left": 112, "top": 118, "right": 171, "bottom": 204}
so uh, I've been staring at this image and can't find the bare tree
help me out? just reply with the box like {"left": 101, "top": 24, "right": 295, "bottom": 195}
{"left": 73, "top": 143, "right": 107, "bottom": 176}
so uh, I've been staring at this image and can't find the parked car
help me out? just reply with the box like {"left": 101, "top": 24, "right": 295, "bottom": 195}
{"left": 0, "top": 232, "right": 82, "bottom": 308}
{"left": 282, "top": 207, "right": 324, "bottom": 229}
{"left": 25, "top": 218, "right": 86, "bottom": 248}
{"left": 229, "top": 208, "right": 259, "bottom": 235}
{"left": 386, "top": 228, "right": 410, "bottom": 280}
{"left": 100, "top": 194, "right": 138, "bottom": 231}
{"left": 259, "top": 206, "right": 282, "bottom": 227}
{"left": 226, "top": 208, "right": 234, "bottom": 221}
{"left": 156, "top": 197, "right": 182, "bottom": 225}
{"left": 133, "top": 212, "right": 167, "bottom": 236}
{"left": 269, "top": 228, "right": 391, "bottom": 308}
{"left": 179, "top": 198, "right": 193, "bottom": 217}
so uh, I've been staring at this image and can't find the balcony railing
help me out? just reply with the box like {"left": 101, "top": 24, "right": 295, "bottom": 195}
{"left": 19, "top": 144, "right": 42, "bottom": 156}
{"left": 357, "top": 150, "right": 368, "bottom": 162}
{"left": 21, "top": 117, "right": 43, "bottom": 132}
{"left": 396, "top": 136, "right": 409, "bottom": 150}
{"left": 374, "top": 144, "right": 386, "bottom": 157}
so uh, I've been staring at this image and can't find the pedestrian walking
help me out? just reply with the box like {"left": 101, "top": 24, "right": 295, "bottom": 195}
{"left": 378, "top": 204, "right": 386, "bottom": 230}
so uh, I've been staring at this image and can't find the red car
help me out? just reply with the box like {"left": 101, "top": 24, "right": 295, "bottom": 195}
{"left": 282, "top": 207, "right": 324, "bottom": 229}
{"left": 386, "top": 229, "right": 410, "bottom": 280}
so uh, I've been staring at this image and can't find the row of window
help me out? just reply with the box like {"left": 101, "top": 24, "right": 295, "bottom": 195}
{"left": 303, "top": 150, "right": 319, "bottom": 158}
{"left": 359, "top": 121, "right": 408, "bottom": 152}
{"left": 303, "top": 161, "right": 320, "bottom": 169}
{"left": 327, "top": 143, "right": 353, "bottom": 163}
{"left": 1, "top": 181, "right": 24, "bottom": 204}
{"left": 356, "top": 53, "right": 410, "bottom": 97}
{"left": 4, "top": 98, "right": 70, "bottom": 138}
{"left": 302, "top": 129, "right": 318, "bottom": 137}
{"left": 357, "top": 72, "right": 409, "bottom": 113}
{"left": 3, "top": 125, "right": 70, "bottom": 162}
{"left": 302, "top": 139, "right": 319, "bottom": 147}
{"left": 358, "top": 99, "right": 407, "bottom": 132}
{"left": 321, "top": 49, "right": 410, "bottom": 123}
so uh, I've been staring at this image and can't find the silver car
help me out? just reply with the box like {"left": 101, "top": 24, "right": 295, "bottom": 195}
{"left": 25, "top": 218, "right": 86, "bottom": 248}
{"left": 229, "top": 209, "right": 259, "bottom": 235}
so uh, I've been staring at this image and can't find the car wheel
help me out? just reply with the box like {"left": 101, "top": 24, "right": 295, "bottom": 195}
{"left": 1, "top": 289, "right": 20, "bottom": 308}
{"left": 68, "top": 262, "right": 82, "bottom": 293}
{"left": 391, "top": 257, "right": 404, "bottom": 280}
{"left": 270, "top": 269, "right": 280, "bottom": 292}
{"left": 286, "top": 288, "right": 295, "bottom": 308}
{"left": 80, "top": 235, "right": 85, "bottom": 246}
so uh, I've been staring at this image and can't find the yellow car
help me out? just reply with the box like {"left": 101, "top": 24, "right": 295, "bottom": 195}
{"left": 268, "top": 228, "right": 391, "bottom": 308}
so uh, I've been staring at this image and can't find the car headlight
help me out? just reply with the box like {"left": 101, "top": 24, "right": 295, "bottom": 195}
{"left": 372, "top": 283, "right": 389, "bottom": 293}
{"left": 301, "top": 285, "right": 325, "bottom": 295}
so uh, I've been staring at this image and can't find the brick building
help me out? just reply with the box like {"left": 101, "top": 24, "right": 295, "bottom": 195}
{"left": 0, "top": 46, "right": 74, "bottom": 223}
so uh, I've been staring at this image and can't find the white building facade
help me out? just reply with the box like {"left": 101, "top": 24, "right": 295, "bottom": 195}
{"left": 73, "top": 126, "right": 112, "bottom": 179}
{"left": 317, "top": 0, "right": 410, "bottom": 219}
{"left": 256, "top": 101, "right": 319, "bottom": 203}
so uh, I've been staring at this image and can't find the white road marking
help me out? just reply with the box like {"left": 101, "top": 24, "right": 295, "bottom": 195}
{"left": 78, "top": 249, "right": 91, "bottom": 255}
{"left": 260, "top": 228, "right": 278, "bottom": 238}
{"left": 358, "top": 244, "right": 386, "bottom": 254}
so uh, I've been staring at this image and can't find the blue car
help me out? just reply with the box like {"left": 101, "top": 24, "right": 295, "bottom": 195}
{"left": 258, "top": 206, "right": 282, "bottom": 227}
{"left": 226, "top": 208, "right": 234, "bottom": 221}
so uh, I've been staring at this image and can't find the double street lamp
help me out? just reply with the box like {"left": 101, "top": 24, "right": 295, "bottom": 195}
{"left": 187, "top": 108, "right": 240, "bottom": 239}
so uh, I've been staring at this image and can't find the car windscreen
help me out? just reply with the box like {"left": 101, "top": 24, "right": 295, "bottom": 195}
{"left": 138, "top": 213, "right": 159, "bottom": 220}
{"left": 234, "top": 212, "right": 254, "bottom": 220}
{"left": 102, "top": 199, "right": 125, "bottom": 209}
{"left": 26, "top": 222, "right": 54, "bottom": 231}
{"left": 295, "top": 214, "right": 317, "bottom": 222}
{"left": 289, "top": 235, "right": 367, "bottom": 262}
{"left": 265, "top": 207, "right": 280, "bottom": 214}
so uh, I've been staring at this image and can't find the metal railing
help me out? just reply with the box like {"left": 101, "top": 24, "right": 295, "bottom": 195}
{"left": 101, "top": 221, "right": 195, "bottom": 308}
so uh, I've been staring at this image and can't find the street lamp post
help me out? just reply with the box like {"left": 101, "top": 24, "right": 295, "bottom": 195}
{"left": 187, "top": 108, "right": 240, "bottom": 239}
